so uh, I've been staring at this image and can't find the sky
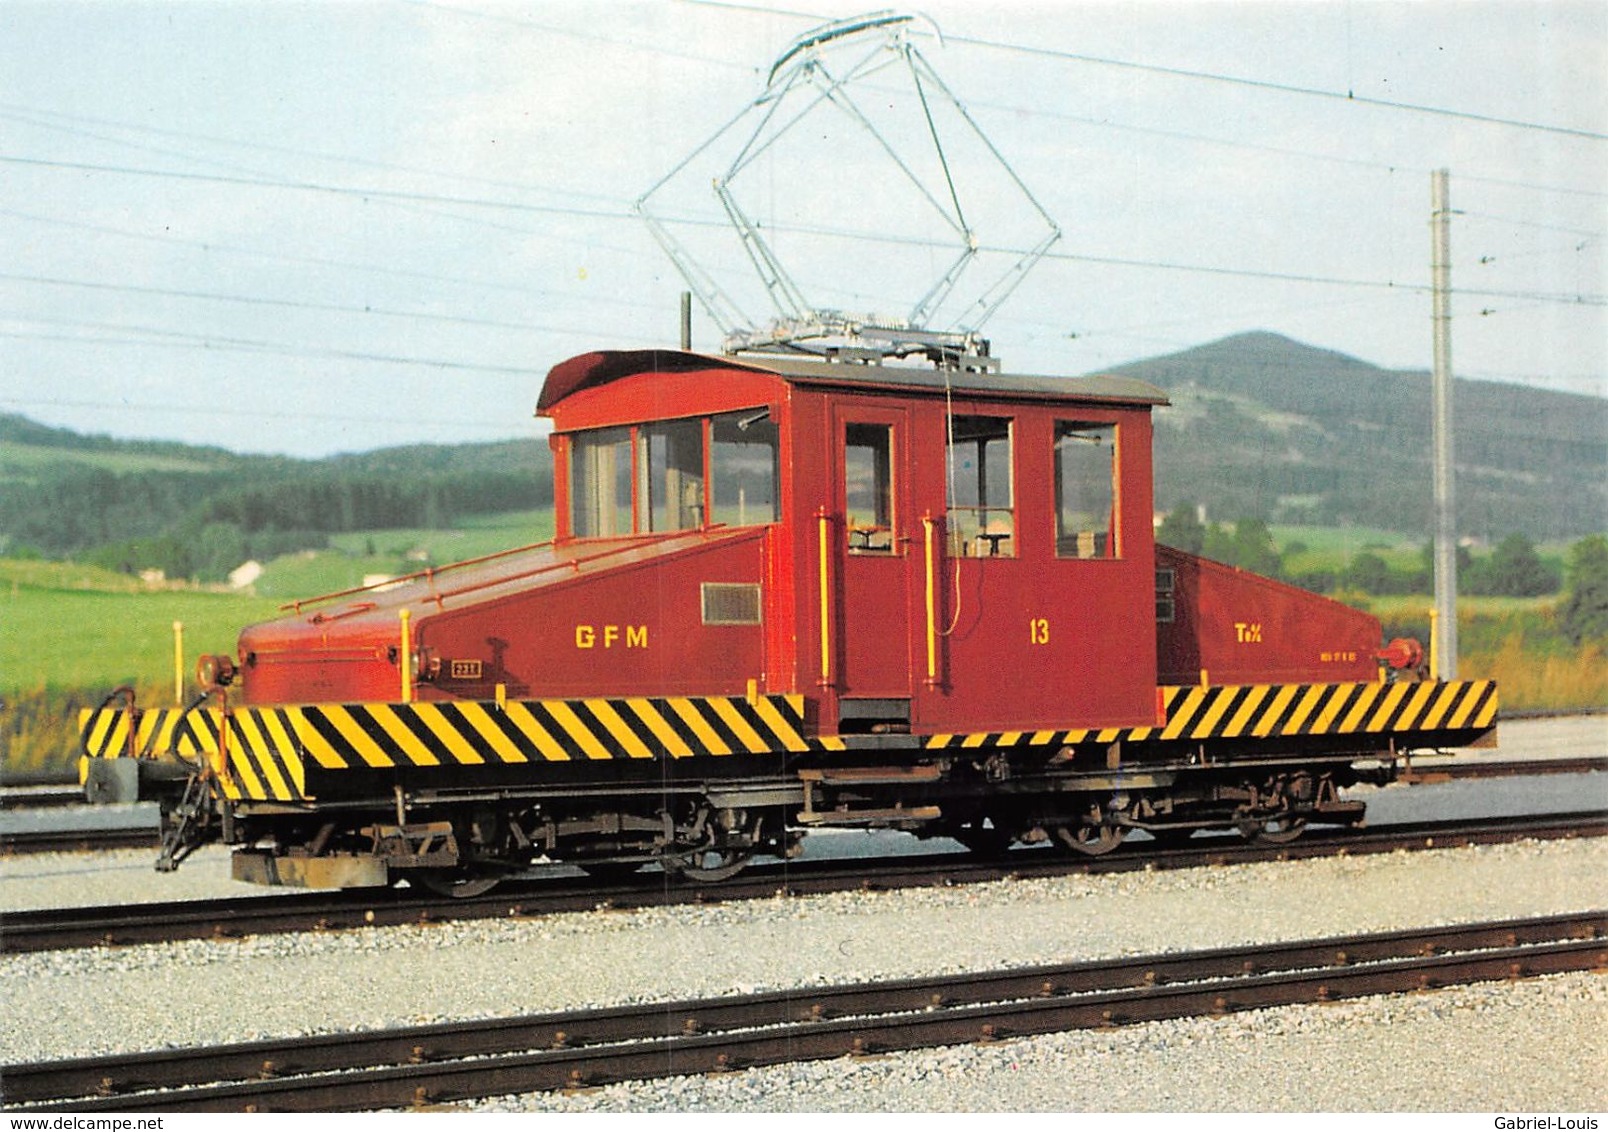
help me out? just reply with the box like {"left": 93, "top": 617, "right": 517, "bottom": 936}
{"left": 0, "top": 0, "right": 1603, "bottom": 458}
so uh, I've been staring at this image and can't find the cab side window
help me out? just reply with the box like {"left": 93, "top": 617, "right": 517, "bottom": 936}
{"left": 1055, "top": 421, "right": 1117, "bottom": 558}
{"left": 711, "top": 411, "right": 779, "bottom": 526}
{"left": 946, "top": 416, "right": 1014, "bottom": 557}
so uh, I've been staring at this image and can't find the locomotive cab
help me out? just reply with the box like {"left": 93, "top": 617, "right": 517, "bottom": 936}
{"left": 541, "top": 348, "right": 1172, "bottom": 737}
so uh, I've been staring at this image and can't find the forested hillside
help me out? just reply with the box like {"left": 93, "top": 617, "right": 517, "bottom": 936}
{"left": 0, "top": 415, "right": 553, "bottom": 579}
{"left": 1115, "top": 332, "right": 1605, "bottom": 540}
{"left": 1, "top": 331, "right": 1601, "bottom": 583}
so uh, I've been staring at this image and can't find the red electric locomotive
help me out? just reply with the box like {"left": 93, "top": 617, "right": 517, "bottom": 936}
{"left": 80, "top": 344, "right": 1496, "bottom": 893}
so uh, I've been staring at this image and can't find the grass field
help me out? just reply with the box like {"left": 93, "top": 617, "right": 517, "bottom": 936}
{"left": 0, "top": 440, "right": 227, "bottom": 476}
{"left": 1370, "top": 593, "right": 1555, "bottom": 625}
{"left": 257, "top": 510, "right": 556, "bottom": 598}
{"left": 1272, "top": 524, "right": 1423, "bottom": 574}
{"left": 1, "top": 561, "right": 286, "bottom": 777}
{"left": 3, "top": 512, "right": 1601, "bottom": 778}
{"left": 2, "top": 566, "right": 282, "bottom": 695}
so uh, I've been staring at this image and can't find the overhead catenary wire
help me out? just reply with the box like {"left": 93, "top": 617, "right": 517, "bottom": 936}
{"left": 0, "top": 272, "right": 582, "bottom": 336}
{"left": 945, "top": 32, "right": 1607, "bottom": 142}
{"left": 680, "top": 0, "right": 1606, "bottom": 140}
{"left": 0, "top": 311, "right": 552, "bottom": 376}
{"left": 0, "top": 391, "right": 524, "bottom": 433}
{"left": 7, "top": 161, "right": 1598, "bottom": 310}
{"left": 2, "top": 0, "right": 1599, "bottom": 451}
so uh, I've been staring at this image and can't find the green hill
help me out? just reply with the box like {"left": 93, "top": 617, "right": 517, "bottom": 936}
{"left": 1112, "top": 332, "right": 1606, "bottom": 540}
{"left": 0, "top": 332, "right": 1601, "bottom": 576}
{"left": 0, "top": 414, "right": 554, "bottom": 572}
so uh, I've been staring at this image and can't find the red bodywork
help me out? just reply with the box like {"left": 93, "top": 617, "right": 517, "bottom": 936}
{"left": 1156, "top": 545, "right": 1382, "bottom": 686}
{"left": 235, "top": 350, "right": 1389, "bottom": 734}
{"left": 237, "top": 531, "right": 771, "bottom": 704}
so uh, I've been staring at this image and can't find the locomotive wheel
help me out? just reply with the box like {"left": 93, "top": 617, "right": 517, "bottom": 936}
{"left": 665, "top": 849, "right": 753, "bottom": 883}
{"left": 1054, "top": 821, "right": 1125, "bottom": 856}
{"left": 1239, "top": 814, "right": 1308, "bottom": 845}
{"left": 412, "top": 866, "right": 502, "bottom": 899}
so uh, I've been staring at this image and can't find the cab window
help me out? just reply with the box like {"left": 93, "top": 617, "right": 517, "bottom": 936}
{"left": 640, "top": 420, "right": 704, "bottom": 531}
{"left": 570, "top": 427, "right": 633, "bottom": 537}
{"left": 710, "top": 411, "right": 779, "bottom": 526}
{"left": 1055, "top": 421, "right": 1116, "bottom": 558}
{"left": 568, "top": 410, "right": 778, "bottom": 537}
{"left": 946, "top": 416, "right": 1013, "bottom": 557}
{"left": 844, "top": 423, "right": 894, "bottom": 553}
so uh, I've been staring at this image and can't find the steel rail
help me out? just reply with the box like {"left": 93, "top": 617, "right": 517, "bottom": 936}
{"left": 2, "top": 810, "right": 1603, "bottom": 955}
{"left": 0, "top": 788, "right": 88, "bottom": 810}
{"left": 1, "top": 827, "right": 158, "bottom": 855}
{"left": 7, "top": 911, "right": 1603, "bottom": 1112}
{"left": 1394, "top": 755, "right": 1607, "bottom": 782}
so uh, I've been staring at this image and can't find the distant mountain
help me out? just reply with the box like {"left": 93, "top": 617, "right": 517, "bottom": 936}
{"left": 1109, "top": 332, "right": 1606, "bottom": 540}
{"left": 1, "top": 331, "right": 1601, "bottom": 565}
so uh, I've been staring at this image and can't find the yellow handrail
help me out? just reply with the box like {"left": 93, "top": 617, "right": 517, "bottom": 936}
{"left": 172, "top": 620, "right": 185, "bottom": 706}
{"left": 399, "top": 608, "right": 414, "bottom": 704}
{"left": 817, "top": 511, "right": 832, "bottom": 687}
{"left": 922, "top": 516, "right": 938, "bottom": 686}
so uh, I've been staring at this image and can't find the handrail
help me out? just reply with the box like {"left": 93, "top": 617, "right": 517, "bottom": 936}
{"left": 399, "top": 609, "right": 413, "bottom": 704}
{"left": 282, "top": 528, "right": 757, "bottom": 617}
{"left": 817, "top": 510, "right": 832, "bottom": 688}
{"left": 281, "top": 537, "right": 562, "bottom": 614}
{"left": 922, "top": 515, "right": 938, "bottom": 686}
{"left": 429, "top": 528, "right": 751, "bottom": 606}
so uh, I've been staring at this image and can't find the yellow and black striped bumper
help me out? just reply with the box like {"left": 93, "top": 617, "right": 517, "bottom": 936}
{"left": 80, "top": 694, "right": 839, "bottom": 802}
{"left": 926, "top": 679, "right": 1498, "bottom": 751}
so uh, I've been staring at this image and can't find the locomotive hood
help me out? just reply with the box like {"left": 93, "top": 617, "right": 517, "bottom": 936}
{"left": 234, "top": 526, "right": 764, "bottom": 706}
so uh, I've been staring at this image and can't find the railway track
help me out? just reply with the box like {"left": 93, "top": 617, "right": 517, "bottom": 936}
{"left": 6, "top": 910, "right": 1602, "bottom": 1112}
{"left": 0, "top": 827, "right": 157, "bottom": 855}
{"left": 3, "top": 810, "right": 1603, "bottom": 955}
{"left": 1392, "top": 754, "right": 1607, "bottom": 782}
{"left": 0, "top": 787, "right": 85, "bottom": 811}
{"left": 3, "top": 755, "right": 1600, "bottom": 859}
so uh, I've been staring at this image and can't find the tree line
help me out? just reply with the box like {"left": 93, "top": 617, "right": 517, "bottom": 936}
{"left": 5, "top": 467, "right": 552, "bottom": 582}
{"left": 1156, "top": 505, "right": 1608, "bottom": 645}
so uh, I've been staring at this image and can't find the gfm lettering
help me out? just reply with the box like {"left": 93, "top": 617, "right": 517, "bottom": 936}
{"left": 575, "top": 624, "right": 649, "bottom": 649}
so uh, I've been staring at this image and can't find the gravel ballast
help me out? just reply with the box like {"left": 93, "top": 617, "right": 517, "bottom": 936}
{"left": 2, "top": 715, "right": 1602, "bottom": 1109}
{"left": 471, "top": 972, "right": 1606, "bottom": 1112}
{"left": 2, "top": 837, "right": 1603, "bottom": 1109}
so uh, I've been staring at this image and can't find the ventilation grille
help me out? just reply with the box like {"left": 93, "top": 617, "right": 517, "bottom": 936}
{"left": 702, "top": 583, "right": 762, "bottom": 625}
{"left": 1155, "top": 568, "right": 1176, "bottom": 623}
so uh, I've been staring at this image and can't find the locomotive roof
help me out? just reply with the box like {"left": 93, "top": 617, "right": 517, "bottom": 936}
{"left": 537, "top": 349, "right": 1169, "bottom": 414}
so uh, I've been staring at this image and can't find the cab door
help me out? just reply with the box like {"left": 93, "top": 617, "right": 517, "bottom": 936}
{"left": 831, "top": 404, "right": 914, "bottom": 706}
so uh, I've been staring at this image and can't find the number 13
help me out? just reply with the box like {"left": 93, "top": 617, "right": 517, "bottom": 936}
{"left": 1029, "top": 617, "right": 1050, "bottom": 646}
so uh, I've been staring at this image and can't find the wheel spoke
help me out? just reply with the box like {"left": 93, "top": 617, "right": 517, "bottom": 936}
{"left": 1055, "top": 821, "right": 1124, "bottom": 856}
{"left": 667, "top": 850, "right": 753, "bottom": 883}
{"left": 1253, "top": 815, "right": 1308, "bottom": 844}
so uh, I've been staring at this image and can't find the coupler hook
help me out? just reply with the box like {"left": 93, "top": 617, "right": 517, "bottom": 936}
{"left": 156, "top": 772, "right": 217, "bottom": 872}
